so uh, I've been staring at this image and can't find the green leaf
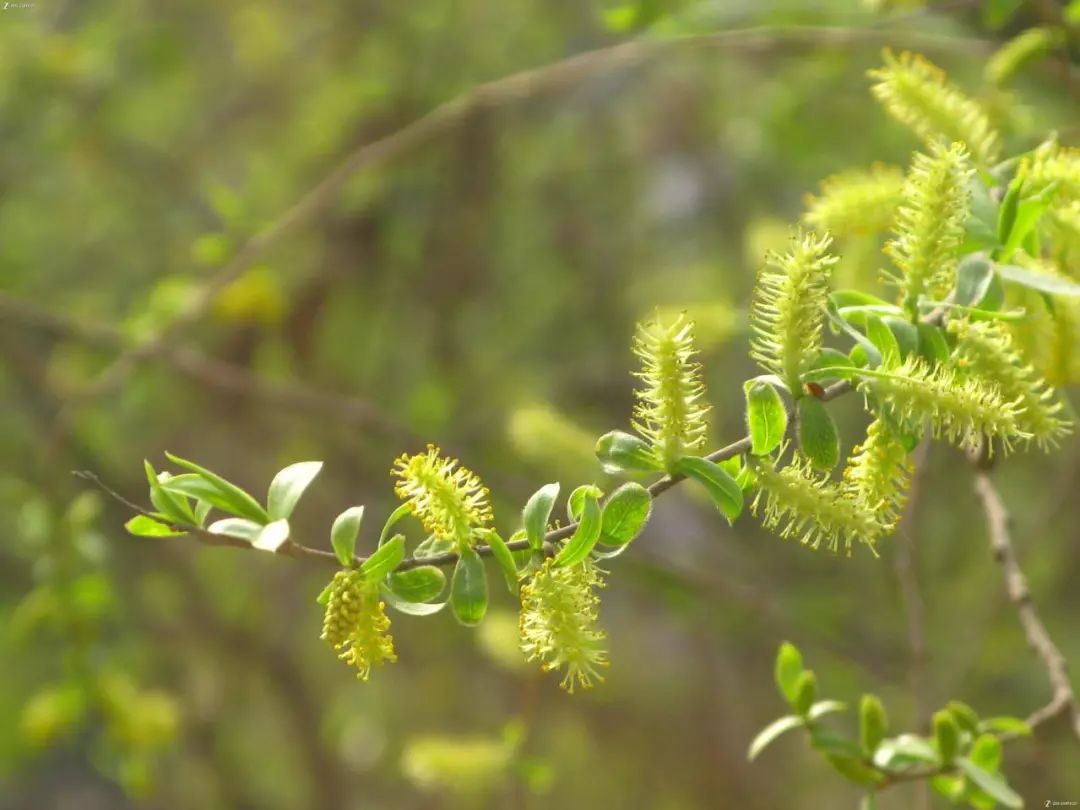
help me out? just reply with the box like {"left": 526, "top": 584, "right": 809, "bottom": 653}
{"left": 774, "top": 642, "right": 804, "bottom": 704}
{"left": 865, "top": 314, "right": 901, "bottom": 368}
{"left": 930, "top": 774, "right": 967, "bottom": 802}
{"left": 933, "top": 709, "right": 961, "bottom": 763}
{"left": 809, "top": 727, "right": 863, "bottom": 758}
{"left": 969, "top": 734, "right": 1002, "bottom": 772}
{"left": 478, "top": 529, "right": 519, "bottom": 594}
{"left": 744, "top": 380, "right": 787, "bottom": 456}
{"left": 797, "top": 397, "right": 840, "bottom": 471}
{"left": 917, "top": 323, "right": 951, "bottom": 364}
{"left": 125, "top": 515, "right": 186, "bottom": 538}
{"left": 414, "top": 535, "right": 455, "bottom": 559}
{"left": 555, "top": 488, "right": 602, "bottom": 567}
{"left": 207, "top": 517, "right": 263, "bottom": 542}
{"left": 808, "top": 700, "right": 846, "bottom": 720}
{"left": 450, "top": 546, "right": 488, "bottom": 626}
{"left": 330, "top": 506, "right": 364, "bottom": 567}
{"left": 387, "top": 566, "right": 446, "bottom": 603}
{"left": 594, "top": 430, "right": 662, "bottom": 474}
{"left": 163, "top": 453, "right": 269, "bottom": 523}
{"left": 567, "top": 484, "right": 603, "bottom": 522}
{"left": 947, "top": 700, "right": 981, "bottom": 734}
{"left": 882, "top": 316, "right": 919, "bottom": 358}
{"left": 956, "top": 758, "right": 1023, "bottom": 808}
{"left": 977, "top": 716, "right": 1030, "bottom": 737}
{"left": 792, "top": 670, "right": 817, "bottom": 716}
{"left": 379, "top": 503, "right": 413, "bottom": 547}
{"left": 671, "top": 456, "right": 743, "bottom": 524}
{"left": 955, "top": 254, "right": 996, "bottom": 307}
{"left": 599, "top": 482, "right": 652, "bottom": 547}
{"left": 252, "top": 519, "right": 290, "bottom": 552}
{"left": 873, "top": 734, "right": 940, "bottom": 769}
{"left": 144, "top": 461, "right": 196, "bottom": 525}
{"left": 380, "top": 584, "right": 448, "bottom": 616}
{"left": 997, "top": 262, "right": 1080, "bottom": 296}
{"left": 997, "top": 176, "right": 1021, "bottom": 246}
{"left": 859, "top": 694, "right": 889, "bottom": 755}
{"left": 523, "top": 483, "right": 559, "bottom": 551}
{"left": 825, "top": 754, "right": 883, "bottom": 787}
{"left": 747, "top": 715, "right": 804, "bottom": 761}
{"left": 267, "top": 461, "right": 323, "bottom": 521}
{"left": 315, "top": 579, "right": 334, "bottom": 606}
{"left": 361, "top": 534, "right": 405, "bottom": 581}
{"left": 1000, "top": 181, "right": 1057, "bottom": 261}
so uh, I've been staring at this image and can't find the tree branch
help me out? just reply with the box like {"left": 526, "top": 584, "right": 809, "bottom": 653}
{"left": 973, "top": 470, "right": 1080, "bottom": 740}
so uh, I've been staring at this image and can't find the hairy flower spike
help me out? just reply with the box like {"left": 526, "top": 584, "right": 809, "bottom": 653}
{"left": 985, "top": 27, "right": 1062, "bottom": 86}
{"left": 843, "top": 419, "right": 912, "bottom": 532}
{"left": 751, "top": 454, "right": 883, "bottom": 556}
{"left": 519, "top": 559, "right": 608, "bottom": 693}
{"left": 859, "top": 357, "right": 1027, "bottom": 451}
{"left": 803, "top": 164, "right": 905, "bottom": 236}
{"left": 884, "top": 141, "right": 973, "bottom": 310}
{"left": 1020, "top": 140, "right": 1080, "bottom": 203}
{"left": 631, "top": 313, "right": 710, "bottom": 468}
{"left": 321, "top": 570, "right": 397, "bottom": 681}
{"left": 949, "top": 318, "right": 1072, "bottom": 449}
{"left": 393, "top": 445, "right": 492, "bottom": 545}
{"left": 750, "top": 230, "right": 838, "bottom": 390}
{"left": 868, "top": 50, "right": 1000, "bottom": 165}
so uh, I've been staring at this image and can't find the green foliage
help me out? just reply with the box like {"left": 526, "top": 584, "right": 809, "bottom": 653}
{"left": 744, "top": 380, "right": 787, "bottom": 456}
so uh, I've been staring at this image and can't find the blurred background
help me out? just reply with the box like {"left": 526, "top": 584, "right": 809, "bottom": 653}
{"left": 1, "top": 0, "right": 1078, "bottom": 808}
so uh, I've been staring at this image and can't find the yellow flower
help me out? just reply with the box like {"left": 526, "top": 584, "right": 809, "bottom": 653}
{"left": 392, "top": 445, "right": 492, "bottom": 546}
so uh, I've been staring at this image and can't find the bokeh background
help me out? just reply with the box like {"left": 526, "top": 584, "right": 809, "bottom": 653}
{"left": 1, "top": 1, "right": 1078, "bottom": 808}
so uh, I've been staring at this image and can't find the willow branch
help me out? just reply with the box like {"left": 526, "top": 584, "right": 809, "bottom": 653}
{"left": 0, "top": 290, "right": 411, "bottom": 441}
{"left": 65, "top": 24, "right": 991, "bottom": 410}
{"left": 973, "top": 470, "right": 1080, "bottom": 740}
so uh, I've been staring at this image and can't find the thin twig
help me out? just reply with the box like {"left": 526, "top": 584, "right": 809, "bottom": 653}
{"left": 0, "top": 290, "right": 411, "bottom": 441}
{"left": 973, "top": 470, "right": 1080, "bottom": 741}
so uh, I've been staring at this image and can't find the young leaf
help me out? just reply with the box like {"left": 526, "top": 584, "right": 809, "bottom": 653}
{"left": 379, "top": 503, "right": 412, "bottom": 547}
{"left": 808, "top": 700, "right": 847, "bottom": 720}
{"left": 797, "top": 397, "right": 840, "bottom": 471}
{"left": 997, "top": 263, "right": 1080, "bottom": 296}
{"left": 933, "top": 710, "right": 961, "bottom": 763}
{"left": 792, "top": 670, "right": 817, "bottom": 716}
{"left": 860, "top": 694, "right": 888, "bottom": 755}
{"left": 865, "top": 314, "right": 901, "bottom": 368}
{"left": 267, "top": 461, "right": 323, "bottom": 521}
{"left": 747, "top": 715, "right": 804, "bottom": 761}
{"left": 774, "top": 642, "right": 804, "bottom": 705}
{"left": 163, "top": 453, "right": 269, "bottom": 523}
{"left": 745, "top": 380, "right": 787, "bottom": 456}
{"left": 595, "top": 430, "right": 662, "bottom": 474}
{"left": 670, "top": 456, "right": 743, "bottom": 524}
{"left": 388, "top": 566, "right": 446, "bottom": 603}
{"left": 917, "top": 323, "right": 951, "bottom": 364}
{"left": 824, "top": 754, "right": 883, "bottom": 787}
{"left": 567, "top": 484, "right": 603, "bottom": 522}
{"left": 555, "top": 489, "right": 602, "bottom": 567}
{"left": 1000, "top": 182, "right": 1057, "bottom": 261}
{"left": 977, "top": 716, "right": 1030, "bottom": 737}
{"left": 955, "top": 254, "right": 995, "bottom": 306}
{"left": 330, "top": 506, "right": 364, "bottom": 567}
{"left": 882, "top": 316, "right": 919, "bottom": 358}
{"left": 450, "top": 546, "right": 488, "bottom": 626}
{"left": 598, "top": 482, "right": 652, "bottom": 547}
{"left": 125, "top": 515, "right": 186, "bottom": 538}
{"left": 873, "top": 734, "right": 940, "bottom": 769}
{"left": 969, "top": 734, "right": 1002, "bottom": 771}
{"left": 956, "top": 758, "right": 1023, "bottom": 808}
{"left": 523, "top": 483, "right": 559, "bottom": 551}
{"left": 207, "top": 517, "right": 263, "bottom": 542}
{"left": 361, "top": 534, "right": 406, "bottom": 581}
{"left": 380, "top": 584, "right": 448, "bottom": 616}
{"left": 252, "top": 519, "right": 290, "bottom": 552}
{"left": 478, "top": 529, "right": 519, "bottom": 594}
{"left": 145, "top": 461, "right": 196, "bottom": 525}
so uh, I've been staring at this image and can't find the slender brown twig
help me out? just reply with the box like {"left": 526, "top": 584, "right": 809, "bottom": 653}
{"left": 973, "top": 470, "right": 1080, "bottom": 741}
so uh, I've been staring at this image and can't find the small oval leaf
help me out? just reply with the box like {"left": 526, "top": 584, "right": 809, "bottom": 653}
{"left": 671, "top": 456, "right": 744, "bottom": 524}
{"left": 330, "top": 506, "right": 365, "bottom": 567}
{"left": 523, "top": 483, "right": 559, "bottom": 551}
{"left": 361, "top": 534, "right": 405, "bottom": 580}
{"left": 599, "top": 482, "right": 652, "bottom": 547}
{"left": 478, "top": 528, "right": 519, "bottom": 593}
{"left": 797, "top": 397, "right": 840, "bottom": 471}
{"left": 388, "top": 565, "right": 446, "bottom": 603}
{"left": 555, "top": 489, "right": 602, "bottom": 567}
{"left": 125, "top": 515, "right": 186, "bottom": 538}
{"left": 744, "top": 381, "right": 787, "bottom": 456}
{"left": 252, "top": 519, "right": 290, "bottom": 552}
{"left": 450, "top": 546, "right": 488, "bottom": 626}
{"left": 747, "top": 715, "right": 804, "bottom": 761}
{"left": 267, "top": 461, "right": 323, "bottom": 521}
{"left": 594, "top": 430, "right": 661, "bottom": 474}
{"left": 207, "top": 517, "right": 263, "bottom": 542}
{"left": 164, "top": 452, "right": 269, "bottom": 523}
